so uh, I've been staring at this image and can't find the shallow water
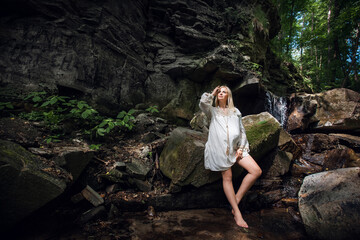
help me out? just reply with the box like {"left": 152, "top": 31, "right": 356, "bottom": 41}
{"left": 9, "top": 207, "right": 308, "bottom": 240}
{"left": 125, "top": 208, "right": 307, "bottom": 240}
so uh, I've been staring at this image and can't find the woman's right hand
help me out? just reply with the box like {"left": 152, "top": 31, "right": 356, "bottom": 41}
{"left": 212, "top": 86, "right": 220, "bottom": 96}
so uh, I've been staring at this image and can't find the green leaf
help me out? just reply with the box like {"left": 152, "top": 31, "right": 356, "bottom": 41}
{"left": 33, "top": 96, "right": 42, "bottom": 102}
{"left": 117, "top": 111, "right": 126, "bottom": 119}
{"left": 97, "top": 128, "right": 106, "bottom": 136}
{"left": 128, "top": 109, "right": 135, "bottom": 115}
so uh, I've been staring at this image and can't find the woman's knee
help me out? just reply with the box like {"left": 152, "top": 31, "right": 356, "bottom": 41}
{"left": 221, "top": 170, "right": 232, "bottom": 182}
{"left": 253, "top": 167, "right": 262, "bottom": 178}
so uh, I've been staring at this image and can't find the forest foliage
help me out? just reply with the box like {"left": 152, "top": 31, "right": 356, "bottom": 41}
{"left": 272, "top": 0, "right": 360, "bottom": 92}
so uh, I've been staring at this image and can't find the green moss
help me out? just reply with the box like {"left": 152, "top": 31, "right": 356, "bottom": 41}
{"left": 247, "top": 120, "right": 277, "bottom": 144}
{"left": 245, "top": 119, "right": 280, "bottom": 160}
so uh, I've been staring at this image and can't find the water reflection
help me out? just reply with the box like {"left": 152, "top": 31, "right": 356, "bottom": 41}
{"left": 126, "top": 208, "right": 307, "bottom": 240}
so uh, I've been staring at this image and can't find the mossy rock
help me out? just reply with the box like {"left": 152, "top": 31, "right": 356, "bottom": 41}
{"left": 242, "top": 112, "right": 281, "bottom": 160}
{"left": 0, "top": 140, "right": 67, "bottom": 230}
{"left": 159, "top": 127, "right": 220, "bottom": 191}
{"left": 160, "top": 113, "right": 281, "bottom": 190}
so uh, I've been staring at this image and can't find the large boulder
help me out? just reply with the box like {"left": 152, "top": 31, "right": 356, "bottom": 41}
{"left": 159, "top": 127, "right": 219, "bottom": 191}
{"left": 0, "top": 140, "right": 68, "bottom": 230}
{"left": 298, "top": 167, "right": 360, "bottom": 240}
{"left": 287, "top": 88, "right": 360, "bottom": 132}
{"left": 160, "top": 112, "right": 282, "bottom": 190}
{"left": 242, "top": 112, "right": 282, "bottom": 161}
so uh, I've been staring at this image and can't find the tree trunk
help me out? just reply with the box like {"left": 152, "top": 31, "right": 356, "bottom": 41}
{"left": 332, "top": 0, "right": 340, "bottom": 83}
{"left": 327, "top": 0, "right": 334, "bottom": 83}
{"left": 286, "top": 0, "right": 296, "bottom": 56}
{"left": 342, "top": 22, "right": 360, "bottom": 87}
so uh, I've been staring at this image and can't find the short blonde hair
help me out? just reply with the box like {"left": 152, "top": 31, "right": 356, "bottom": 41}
{"left": 215, "top": 85, "right": 235, "bottom": 111}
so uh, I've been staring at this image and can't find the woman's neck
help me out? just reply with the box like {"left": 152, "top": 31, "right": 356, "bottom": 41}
{"left": 218, "top": 101, "right": 227, "bottom": 108}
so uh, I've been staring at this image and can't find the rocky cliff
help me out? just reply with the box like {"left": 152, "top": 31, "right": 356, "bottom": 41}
{"left": 0, "top": 0, "right": 305, "bottom": 121}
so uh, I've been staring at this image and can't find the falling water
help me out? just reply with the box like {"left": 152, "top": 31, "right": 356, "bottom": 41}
{"left": 265, "top": 92, "right": 288, "bottom": 128}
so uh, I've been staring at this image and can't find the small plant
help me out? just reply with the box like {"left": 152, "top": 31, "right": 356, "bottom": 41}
{"left": 244, "top": 61, "right": 263, "bottom": 76}
{"left": 89, "top": 144, "right": 102, "bottom": 150}
{"left": 146, "top": 105, "right": 159, "bottom": 114}
{"left": 44, "top": 134, "right": 62, "bottom": 144}
{"left": 0, "top": 102, "right": 14, "bottom": 110}
{"left": 20, "top": 91, "right": 137, "bottom": 140}
{"left": 91, "top": 109, "right": 136, "bottom": 137}
{"left": 24, "top": 91, "right": 47, "bottom": 106}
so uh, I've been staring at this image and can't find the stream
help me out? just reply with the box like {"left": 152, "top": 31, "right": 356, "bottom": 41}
{"left": 9, "top": 207, "right": 307, "bottom": 240}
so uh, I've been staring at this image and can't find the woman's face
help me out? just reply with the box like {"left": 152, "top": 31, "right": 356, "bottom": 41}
{"left": 217, "top": 87, "right": 228, "bottom": 102}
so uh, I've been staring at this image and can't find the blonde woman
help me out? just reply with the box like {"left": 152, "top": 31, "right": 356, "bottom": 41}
{"left": 199, "top": 85, "right": 262, "bottom": 228}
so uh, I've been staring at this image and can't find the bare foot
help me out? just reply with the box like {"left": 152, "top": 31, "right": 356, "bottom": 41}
{"left": 233, "top": 212, "right": 249, "bottom": 228}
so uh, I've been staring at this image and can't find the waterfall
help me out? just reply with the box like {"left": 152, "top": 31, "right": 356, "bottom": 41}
{"left": 265, "top": 92, "right": 288, "bottom": 128}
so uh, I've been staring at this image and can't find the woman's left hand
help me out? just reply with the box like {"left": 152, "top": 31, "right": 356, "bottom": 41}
{"left": 235, "top": 148, "right": 243, "bottom": 160}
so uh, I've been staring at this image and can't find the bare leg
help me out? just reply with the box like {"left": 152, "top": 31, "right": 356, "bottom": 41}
{"left": 222, "top": 168, "right": 249, "bottom": 228}
{"left": 235, "top": 155, "right": 262, "bottom": 205}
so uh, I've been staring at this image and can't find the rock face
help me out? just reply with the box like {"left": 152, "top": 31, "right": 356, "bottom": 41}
{"left": 287, "top": 88, "right": 360, "bottom": 132}
{"left": 160, "top": 112, "right": 282, "bottom": 190}
{"left": 0, "top": 140, "right": 67, "bottom": 230}
{"left": 0, "top": 0, "right": 299, "bottom": 120}
{"left": 298, "top": 167, "right": 360, "bottom": 240}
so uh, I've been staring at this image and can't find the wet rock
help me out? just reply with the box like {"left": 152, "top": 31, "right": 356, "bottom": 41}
{"left": 263, "top": 150, "right": 293, "bottom": 178}
{"left": 290, "top": 158, "right": 323, "bottom": 176}
{"left": 344, "top": 148, "right": 360, "bottom": 168}
{"left": 292, "top": 133, "right": 357, "bottom": 171}
{"left": 0, "top": 140, "right": 67, "bottom": 230}
{"left": 77, "top": 206, "right": 107, "bottom": 224}
{"left": 298, "top": 167, "right": 360, "bottom": 240}
{"left": 100, "top": 169, "right": 126, "bottom": 183}
{"left": 125, "top": 208, "right": 307, "bottom": 240}
{"left": 260, "top": 189, "right": 287, "bottom": 206}
{"left": 287, "top": 88, "right": 360, "bottom": 132}
{"left": 81, "top": 185, "right": 104, "bottom": 207}
{"left": 278, "top": 128, "right": 301, "bottom": 160}
{"left": 330, "top": 133, "right": 360, "bottom": 152}
{"left": 108, "top": 204, "right": 120, "bottom": 219}
{"left": 129, "top": 178, "right": 153, "bottom": 192}
{"left": 126, "top": 158, "right": 152, "bottom": 180}
{"left": 54, "top": 147, "right": 94, "bottom": 181}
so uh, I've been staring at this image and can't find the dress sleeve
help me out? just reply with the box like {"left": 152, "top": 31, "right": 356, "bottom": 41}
{"left": 199, "top": 92, "right": 214, "bottom": 118}
{"left": 237, "top": 109, "right": 250, "bottom": 152}
{"left": 239, "top": 116, "right": 250, "bottom": 152}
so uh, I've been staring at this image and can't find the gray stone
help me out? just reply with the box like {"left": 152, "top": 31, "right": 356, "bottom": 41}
{"left": 0, "top": 140, "right": 67, "bottom": 230}
{"left": 298, "top": 167, "right": 360, "bottom": 240}
{"left": 81, "top": 185, "right": 104, "bottom": 207}
{"left": 126, "top": 158, "right": 152, "bottom": 180}
{"left": 78, "top": 206, "right": 107, "bottom": 224}
{"left": 131, "top": 178, "right": 153, "bottom": 192}
{"left": 55, "top": 147, "right": 94, "bottom": 181}
{"left": 263, "top": 151, "right": 293, "bottom": 178}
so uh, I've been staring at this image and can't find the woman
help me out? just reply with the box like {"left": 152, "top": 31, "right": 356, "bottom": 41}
{"left": 199, "top": 85, "right": 262, "bottom": 228}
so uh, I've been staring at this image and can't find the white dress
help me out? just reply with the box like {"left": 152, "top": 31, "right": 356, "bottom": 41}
{"left": 199, "top": 92, "right": 250, "bottom": 171}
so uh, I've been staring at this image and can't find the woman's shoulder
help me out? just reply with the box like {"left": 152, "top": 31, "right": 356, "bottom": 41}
{"left": 234, "top": 107, "right": 241, "bottom": 116}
